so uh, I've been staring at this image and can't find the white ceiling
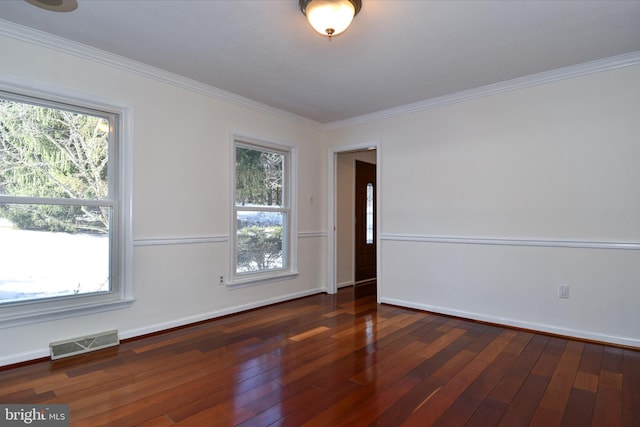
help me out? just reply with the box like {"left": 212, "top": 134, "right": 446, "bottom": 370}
{"left": 1, "top": 0, "right": 639, "bottom": 124}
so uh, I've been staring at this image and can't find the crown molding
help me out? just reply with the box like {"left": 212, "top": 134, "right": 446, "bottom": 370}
{"left": 324, "top": 50, "right": 640, "bottom": 131}
{"left": 0, "top": 19, "right": 322, "bottom": 129}
{"left": 2, "top": 19, "right": 638, "bottom": 132}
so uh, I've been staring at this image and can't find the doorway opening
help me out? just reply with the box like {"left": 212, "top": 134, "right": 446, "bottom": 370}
{"left": 354, "top": 160, "right": 376, "bottom": 285}
{"left": 328, "top": 142, "right": 380, "bottom": 302}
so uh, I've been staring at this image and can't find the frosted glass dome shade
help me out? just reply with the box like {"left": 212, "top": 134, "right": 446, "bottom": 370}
{"left": 304, "top": 0, "right": 357, "bottom": 37}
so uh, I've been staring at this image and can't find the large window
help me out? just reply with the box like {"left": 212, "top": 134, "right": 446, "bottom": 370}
{"left": 0, "top": 89, "right": 131, "bottom": 326}
{"left": 232, "top": 138, "right": 296, "bottom": 284}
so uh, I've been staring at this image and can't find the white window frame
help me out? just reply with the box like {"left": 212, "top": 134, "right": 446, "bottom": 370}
{"left": 229, "top": 133, "right": 298, "bottom": 287}
{"left": 0, "top": 82, "right": 133, "bottom": 328}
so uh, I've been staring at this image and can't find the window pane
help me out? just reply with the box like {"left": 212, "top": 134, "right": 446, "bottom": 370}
{"left": 0, "top": 205, "right": 110, "bottom": 304}
{"left": 236, "top": 211, "right": 284, "bottom": 273}
{"left": 0, "top": 202, "right": 109, "bottom": 234}
{"left": 366, "top": 182, "right": 374, "bottom": 244}
{"left": 235, "top": 146, "right": 284, "bottom": 207}
{"left": 0, "top": 99, "right": 109, "bottom": 200}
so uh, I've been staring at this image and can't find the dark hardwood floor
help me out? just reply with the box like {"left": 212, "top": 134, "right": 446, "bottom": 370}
{"left": 1, "top": 284, "right": 639, "bottom": 426}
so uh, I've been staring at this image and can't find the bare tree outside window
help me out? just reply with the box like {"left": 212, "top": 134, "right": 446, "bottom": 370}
{"left": 234, "top": 144, "right": 288, "bottom": 274}
{"left": 0, "top": 96, "right": 113, "bottom": 303}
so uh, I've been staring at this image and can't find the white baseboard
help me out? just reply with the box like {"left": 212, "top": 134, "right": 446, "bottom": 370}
{"left": 337, "top": 278, "right": 377, "bottom": 289}
{"left": 0, "top": 287, "right": 325, "bottom": 367}
{"left": 119, "top": 287, "right": 325, "bottom": 340}
{"left": 380, "top": 297, "right": 640, "bottom": 349}
{"left": 0, "top": 349, "right": 50, "bottom": 367}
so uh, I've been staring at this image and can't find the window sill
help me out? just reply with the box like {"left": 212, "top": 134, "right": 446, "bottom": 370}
{"left": 0, "top": 296, "right": 135, "bottom": 329}
{"left": 226, "top": 271, "right": 299, "bottom": 289}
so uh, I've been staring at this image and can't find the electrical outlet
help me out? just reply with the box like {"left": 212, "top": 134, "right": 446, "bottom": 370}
{"left": 558, "top": 284, "right": 570, "bottom": 299}
{"left": 219, "top": 275, "right": 224, "bottom": 284}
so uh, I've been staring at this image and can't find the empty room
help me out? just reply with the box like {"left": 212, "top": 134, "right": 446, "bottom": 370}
{"left": 0, "top": 1, "right": 639, "bottom": 425}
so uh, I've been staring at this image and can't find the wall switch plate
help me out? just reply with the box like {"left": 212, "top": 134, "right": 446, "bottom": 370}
{"left": 558, "top": 284, "right": 570, "bottom": 299}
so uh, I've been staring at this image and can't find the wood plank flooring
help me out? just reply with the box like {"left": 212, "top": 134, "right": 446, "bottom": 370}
{"left": 1, "top": 284, "right": 639, "bottom": 426}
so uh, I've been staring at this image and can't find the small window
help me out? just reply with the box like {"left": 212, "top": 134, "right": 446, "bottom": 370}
{"left": 231, "top": 137, "right": 296, "bottom": 284}
{"left": 366, "top": 182, "right": 374, "bottom": 244}
{"left": 0, "top": 88, "right": 131, "bottom": 326}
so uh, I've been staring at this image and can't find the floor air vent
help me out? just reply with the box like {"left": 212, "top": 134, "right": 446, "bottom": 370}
{"left": 50, "top": 330, "right": 119, "bottom": 360}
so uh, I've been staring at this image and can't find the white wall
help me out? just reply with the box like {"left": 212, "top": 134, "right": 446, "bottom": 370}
{"left": 1, "top": 27, "right": 638, "bottom": 366}
{"left": 336, "top": 151, "right": 377, "bottom": 287}
{"left": 0, "top": 33, "right": 327, "bottom": 365}
{"left": 326, "top": 65, "right": 640, "bottom": 347}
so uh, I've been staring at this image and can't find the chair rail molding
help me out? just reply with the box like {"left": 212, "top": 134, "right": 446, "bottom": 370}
{"left": 380, "top": 233, "right": 640, "bottom": 250}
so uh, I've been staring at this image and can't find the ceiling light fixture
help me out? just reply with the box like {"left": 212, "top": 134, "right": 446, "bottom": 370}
{"left": 24, "top": 0, "right": 77, "bottom": 12}
{"left": 299, "top": 0, "right": 362, "bottom": 39}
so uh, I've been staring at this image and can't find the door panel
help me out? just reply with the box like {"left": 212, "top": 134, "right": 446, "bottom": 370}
{"left": 355, "top": 160, "right": 376, "bottom": 283}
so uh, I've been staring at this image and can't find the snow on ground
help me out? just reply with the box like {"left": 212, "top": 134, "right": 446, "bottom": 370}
{"left": 0, "top": 218, "right": 109, "bottom": 303}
